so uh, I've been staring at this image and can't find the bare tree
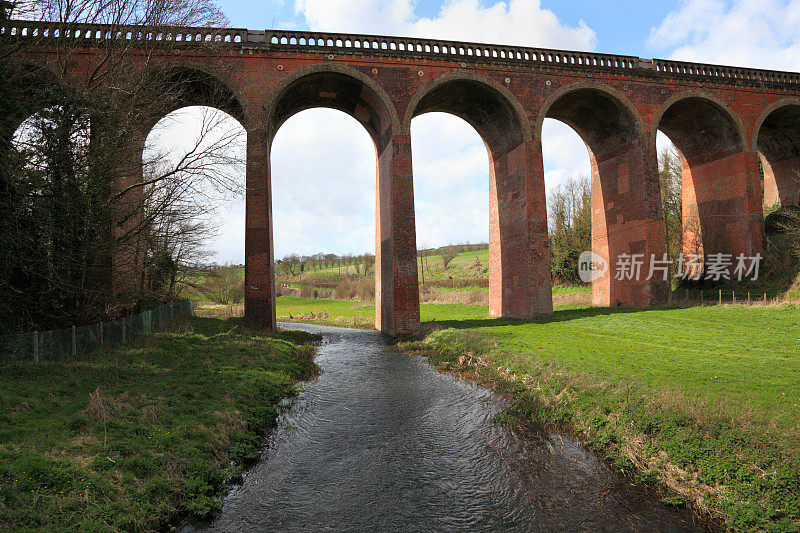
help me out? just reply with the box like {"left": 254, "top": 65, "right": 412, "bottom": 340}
{"left": 659, "top": 146, "right": 683, "bottom": 280}
{"left": 440, "top": 250, "right": 457, "bottom": 269}
{"left": 0, "top": 0, "right": 245, "bottom": 331}
{"left": 197, "top": 264, "right": 243, "bottom": 305}
{"left": 548, "top": 175, "right": 591, "bottom": 284}
{"left": 362, "top": 253, "right": 375, "bottom": 275}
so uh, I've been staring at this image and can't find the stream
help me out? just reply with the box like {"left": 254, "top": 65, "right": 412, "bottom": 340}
{"left": 185, "top": 323, "right": 709, "bottom": 532}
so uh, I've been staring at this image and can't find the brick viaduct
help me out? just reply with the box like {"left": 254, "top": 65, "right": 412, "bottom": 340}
{"left": 4, "top": 21, "right": 800, "bottom": 335}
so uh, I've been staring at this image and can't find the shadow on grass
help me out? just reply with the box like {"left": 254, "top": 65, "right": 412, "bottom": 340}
{"left": 423, "top": 305, "right": 662, "bottom": 332}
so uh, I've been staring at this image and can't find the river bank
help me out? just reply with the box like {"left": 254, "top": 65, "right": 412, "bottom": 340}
{"left": 398, "top": 305, "right": 800, "bottom": 532}
{"left": 0, "top": 317, "right": 319, "bottom": 531}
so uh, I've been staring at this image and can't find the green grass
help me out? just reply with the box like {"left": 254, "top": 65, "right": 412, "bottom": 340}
{"left": 276, "top": 296, "right": 376, "bottom": 328}
{"left": 274, "top": 296, "right": 585, "bottom": 329}
{"left": 552, "top": 284, "right": 591, "bottom": 294}
{"left": 416, "top": 305, "right": 800, "bottom": 424}
{"left": 400, "top": 303, "right": 800, "bottom": 531}
{"left": 0, "top": 317, "right": 319, "bottom": 531}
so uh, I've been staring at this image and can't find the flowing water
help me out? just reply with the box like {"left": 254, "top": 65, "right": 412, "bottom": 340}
{"left": 185, "top": 323, "right": 710, "bottom": 532}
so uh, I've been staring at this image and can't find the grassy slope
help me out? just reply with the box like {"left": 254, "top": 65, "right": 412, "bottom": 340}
{"left": 0, "top": 318, "right": 319, "bottom": 531}
{"left": 282, "top": 249, "right": 591, "bottom": 293}
{"left": 305, "top": 248, "right": 491, "bottom": 280}
{"left": 400, "top": 304, "right": 800, "bottom": 531}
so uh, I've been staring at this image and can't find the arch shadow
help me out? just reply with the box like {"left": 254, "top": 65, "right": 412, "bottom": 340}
{"left": 654, "top": 93, "right": 761, "bottom": 268}
{"left": 753, "top": 98, "right": 800, "bottom": 208}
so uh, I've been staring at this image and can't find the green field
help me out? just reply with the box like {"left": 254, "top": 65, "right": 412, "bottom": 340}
{"left": 0, "top": 318, "right": 319, "bottom": 531}
{"left": 417, "top": 304, "right": 800, "bottom": 426}
{"left": 274, "top": 295, "right": 589, "bottom": 329}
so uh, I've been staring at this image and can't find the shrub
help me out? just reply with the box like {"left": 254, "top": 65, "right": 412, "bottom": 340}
{"left": 440, "top": 251, "right": 457, "bottom": 269}
{"left": 333, "top": 277, "right": 375, "bottom": 301}
{"left": 428, "top": 278, "right": 489, "bottom": 289}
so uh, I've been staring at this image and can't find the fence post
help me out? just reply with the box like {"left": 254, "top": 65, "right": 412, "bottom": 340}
{"left": 122, "top": 321, "right": 126, "bottom": 344}
{"left": 71, "top": 325, "right": 77, "bottom": 359}
{"left": 100, "top": 322, "right": 104, "bottom": 347}
{"left": 33, "top": 331, "right": 39, "bottom": 363}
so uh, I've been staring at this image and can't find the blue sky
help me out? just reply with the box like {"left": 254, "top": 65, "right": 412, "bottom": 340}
{"left": 150, "top": 0, "right": 800, "bottom": 263}
{"left": 220, "top": 0, "right": 678, "bottom": 57}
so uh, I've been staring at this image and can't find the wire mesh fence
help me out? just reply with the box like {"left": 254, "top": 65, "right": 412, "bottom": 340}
{"left": 0, "top": 299, "right": 194, "bottom": 367}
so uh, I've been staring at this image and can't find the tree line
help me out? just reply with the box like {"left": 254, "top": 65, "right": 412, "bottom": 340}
{"left": 278, "top": 253, "right": 376, "bottom": 276}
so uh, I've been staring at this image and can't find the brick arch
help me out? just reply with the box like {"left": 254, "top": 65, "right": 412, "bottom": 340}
{"left": 753, "top": 97, "right": 800, "bottom": 207}
{"left": 402, "top": 70, "right": 552, "bottom": 319}
{"left": 753, "top": 97, "right": 800, "bottom": 149}
{"left": 651, "top": 90, "right": 747, "bottom": 153}
{"left": 401, "top": 70, "right": 533, "bottom": 152}
{"left": 142, "top": 63, "right": 250, "bottom": 134}
{"left": 248, "top": 63, "right": 419, "bottom": 336}
{"left": 535, "top": 81, "right": 645, "bottom": 148}
{"left": 262, "top": 63, "right": 400, "bottom": 151}
{"left": 654, "top": 91, "right": 762, "bottom": 267}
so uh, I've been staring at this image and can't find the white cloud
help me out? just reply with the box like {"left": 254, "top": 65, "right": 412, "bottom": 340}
{"left": 295, "top": 0, "right": 415, "bottom": 35}
{"left": 271, "top": 109, "right": 376, "bottom": 258}
{"left": 648, "top": 0, "right": 800, "bottom": 71}
{"left": 411, "top": 0, "right": 595, "bottom": 49}
{"left": 541, "top": 119, "right": 589, "bottom": 190}
{"left": 297, "top": 0, "right": 596, "bottom": 50}
{"left": 411, "top": 113, "right": 490, "bottom": 247}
